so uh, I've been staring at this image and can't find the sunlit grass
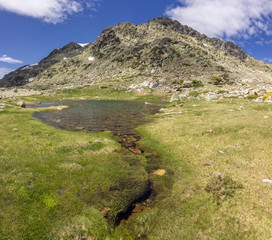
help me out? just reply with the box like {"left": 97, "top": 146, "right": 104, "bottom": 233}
{"left": 22, "top": 85, "right": 165, "bottom": 103}
{"left": 2, "top": 92, "right": 272, "bottom": 239}
{"left": 136, "top": 99, "right": 272, "bottom": 239}
{"left": 0, "top": 103, "right": 148, "bottom": 239}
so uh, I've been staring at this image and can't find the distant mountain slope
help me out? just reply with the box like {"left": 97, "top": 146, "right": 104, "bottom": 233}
{"left": 1, "top": 17, "right": 272, "bottom": 91}
{"left": 0, "top": 42, "right": 85, "bottom": 87}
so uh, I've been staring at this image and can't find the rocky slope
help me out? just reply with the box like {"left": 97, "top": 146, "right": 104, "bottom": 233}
{"left": 1, "top": 17, "right": 272, "bottom": 92}
{"left": 0, "top": 42, "right": 85, "bottom": 87}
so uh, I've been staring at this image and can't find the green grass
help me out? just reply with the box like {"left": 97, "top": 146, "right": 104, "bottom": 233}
{"left": 3, "top": 90, "right": 272, "bottom": 239}
{"left": 0, "top": 104, "right": 150, "bottom": 239}
{"left": 22, "top": 85, "right": 164, "bottom": 103}
{"left": 134, "top": 98, "right": 272, "bottom": 239}
{"left": 188, "top": 91, "right": 201, "bottom": 97}
{"left": 192, "top": 80, "right": 204, "bottom": 88}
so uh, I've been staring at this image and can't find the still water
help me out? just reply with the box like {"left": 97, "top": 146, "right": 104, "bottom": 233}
{"left": 29, "top": 100, "right": 164, "bottom": 135}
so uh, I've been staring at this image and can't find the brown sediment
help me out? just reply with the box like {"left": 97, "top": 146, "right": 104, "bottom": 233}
{"left": 121, "top": 134, "right": 143, "bottom": 155}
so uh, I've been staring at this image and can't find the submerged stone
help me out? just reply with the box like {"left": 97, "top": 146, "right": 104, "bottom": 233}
{"left": 132, "top": 203, "right": 144, "bottom": 213}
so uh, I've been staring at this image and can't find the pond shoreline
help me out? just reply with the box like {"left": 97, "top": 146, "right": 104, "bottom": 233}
{"left": 28, "top": 99, "right": 172, "bottom": 229}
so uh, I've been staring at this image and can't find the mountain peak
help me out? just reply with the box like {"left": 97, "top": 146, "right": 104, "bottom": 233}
{"left": 0, "top": 17, "right": 269, "bottom": 90}
{"left": 147, "top": 17, "right": 181, "bottom": 26}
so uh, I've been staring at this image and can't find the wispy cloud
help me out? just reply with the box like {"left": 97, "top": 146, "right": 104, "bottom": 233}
{"left": 166, "top": 0, "right": 272, "bottom": 38}
{"left": 0, "top": 0, "right": 101, "bottom": 24}
{"left": 256, "top": 39, "right": 272, "bottom": 46}
{"left": 262, "top": 58, "right": 272, "bottom": 63}
{"left": 0, "top": 55, "right": 23, "bottom": 64}
{"left": 0, "top": 67, "right": 13, "bottom": 79}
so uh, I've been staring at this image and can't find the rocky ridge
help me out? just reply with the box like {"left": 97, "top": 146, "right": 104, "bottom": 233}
{"left": 1, "top": 17, "right": 272, "bottom": 93}
{"left": 0, "top": 42, "right": 86, "bottom": 87}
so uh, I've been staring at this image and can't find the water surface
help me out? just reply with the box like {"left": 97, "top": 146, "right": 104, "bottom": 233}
{"left": 29, "top": 100, "right": 164, "bottom": 135}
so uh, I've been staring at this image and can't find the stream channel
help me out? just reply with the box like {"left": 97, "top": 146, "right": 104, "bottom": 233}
{"left": 28, "top": 100, "right": 170, "bottom": 226}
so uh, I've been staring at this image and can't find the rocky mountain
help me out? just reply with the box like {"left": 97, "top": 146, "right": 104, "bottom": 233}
{"left": 1, "top": 17, "right": 272, "bottom": 92}
{"left": 0, "top": 42, "right": 85, "bottom": 87}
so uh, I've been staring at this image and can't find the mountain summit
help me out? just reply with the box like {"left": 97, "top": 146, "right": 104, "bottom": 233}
{"left": 1, "top": 17, "right": 271, "bottom": 91}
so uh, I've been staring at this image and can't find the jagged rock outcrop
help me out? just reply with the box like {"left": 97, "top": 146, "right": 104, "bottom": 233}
{"left": 143, "top": 17, "right": 247, "bottom": 60}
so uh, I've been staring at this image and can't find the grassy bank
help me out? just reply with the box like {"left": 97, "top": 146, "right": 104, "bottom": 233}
{"left": 2, "top": 88, "right": 272, "bottom": 239}
{"left": 136, "top": 98, "right": 272, "bottom": 239}
{"left": 0, "top": 102, "right": 151, "bottom": 239}
{"left": 21, "top": 86, "right": 165, "bottom": 103}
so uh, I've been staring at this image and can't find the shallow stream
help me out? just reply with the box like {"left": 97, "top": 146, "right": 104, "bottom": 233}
{"left": 28, "top": 100, "right": 169, "bottom": 227}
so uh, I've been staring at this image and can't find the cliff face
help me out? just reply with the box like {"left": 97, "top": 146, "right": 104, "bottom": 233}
{"left": 1, "top": 17, "right": 271, "bottom": 90}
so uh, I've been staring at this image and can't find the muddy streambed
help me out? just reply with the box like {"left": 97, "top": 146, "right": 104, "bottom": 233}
{"left": 28, "top": 100, "right": 172, "bottom": 227}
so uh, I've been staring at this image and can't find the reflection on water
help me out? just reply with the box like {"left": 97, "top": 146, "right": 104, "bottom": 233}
{"left": 29, "top": 100, "right": 164, "bottom": 135}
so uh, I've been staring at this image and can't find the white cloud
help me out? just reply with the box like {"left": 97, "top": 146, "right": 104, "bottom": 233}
{"left": 0, "top": 0, "right": 100, "bottom": 24}
{"left": 0, "top": 67, "right": 13, "bottom": 79}
{"left": 0, "top": 55, "right": 23, "bottom": 64}
{"left": 166, "top": 0, "right": 272, "bottom": 38}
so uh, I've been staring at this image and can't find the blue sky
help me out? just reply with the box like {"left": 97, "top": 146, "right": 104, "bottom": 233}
{"left": 1, "top": 0, "right": 272, "bottom": 78}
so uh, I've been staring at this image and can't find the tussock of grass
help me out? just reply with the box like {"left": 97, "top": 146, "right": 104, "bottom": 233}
{"left": 246, "top": 94, "right": 259, "bottom": 100}
{"left": 205, "top": 175, "right": 243, "bottom": 205}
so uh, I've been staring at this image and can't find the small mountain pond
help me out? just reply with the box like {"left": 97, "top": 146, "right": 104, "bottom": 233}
{"left": 28, "top": 100, "right": 165, "bottom": 136}
{"left": 28, "top": 100, "right": 169, "bottom": 225}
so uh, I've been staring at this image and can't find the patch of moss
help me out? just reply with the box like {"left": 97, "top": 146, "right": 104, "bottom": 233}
{"left": 210, "top": 76, "right": 224, "bottom": 85}
{"left": 218, "top": 90, "right": 229, "bottom": 94}
{"left": 246, "top": 95, "right": 259, "bottom": 100}
{"left": 192, "top": 80, "right": 204, "bottom": 88}
{"left": 189, "top": 91, "right": 200, "bottom": 97}
{"left": 171, "top": 79, "right": 184, "bottom": 85}
{"left": 85, "top": 141, "right": 104, "bottom": 151}
{"left": 221, "top": 72, "right": 230, "bottom": 80}
{"left": 216, "top": 65, "right": 225, "bottom": 71}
